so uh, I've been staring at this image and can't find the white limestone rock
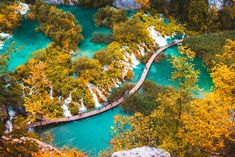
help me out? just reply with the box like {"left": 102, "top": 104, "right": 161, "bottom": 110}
{"left": 113, "top": 0, "right": 141, "bottom": 10}
{"left": 45, "top": 0, "right": 79, "bottom": 5}
{"left": 112, "top": 146, "right": 171, "bottom": 157}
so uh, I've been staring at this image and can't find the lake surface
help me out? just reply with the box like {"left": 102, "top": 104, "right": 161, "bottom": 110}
{"left": 58, "top": 5, "right": 111, "bottom": 59}
{"left": 0, "top": 19, "right": 51, "bottom": 71}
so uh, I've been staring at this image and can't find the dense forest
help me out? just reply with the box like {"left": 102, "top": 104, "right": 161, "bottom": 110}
{"left": 0, "top": 0, "right": 234, "bottom": 156}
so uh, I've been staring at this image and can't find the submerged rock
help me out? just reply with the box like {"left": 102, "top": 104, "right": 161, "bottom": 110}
{"left": 112, "top": 146, "right": 171, "bottom": 157}
{"left": 113, "top": 0, "right": 141, "bottom": 10}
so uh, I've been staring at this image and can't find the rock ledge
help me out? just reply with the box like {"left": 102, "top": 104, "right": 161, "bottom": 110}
{"left": 112, "top": 146, "right": 171, "bottom": 157}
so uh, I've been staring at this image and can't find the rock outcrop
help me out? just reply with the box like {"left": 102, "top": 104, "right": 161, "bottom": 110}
{"left": 113, "top": 0, "right": 141, "bottom": 10}
{"left": 45, "top": 0, "right": 79, "bottom": 5}
{"left": 112, "top": 146, "right": 171, "bottom": 157}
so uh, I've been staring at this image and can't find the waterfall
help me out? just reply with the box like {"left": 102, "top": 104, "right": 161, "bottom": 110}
{"left": 0, "top": 41, "right": 3, "bottom": 50}
{"left": 138, "top": 45, "right": 145, "bottom": 57}
{"left": 79, "top": 98, "right": 87, "bottom": 113}
{"left": 118, "top": 60, "right": 132, "bottom": 79}
{"left": 148, "top": 26, "right": 169, "bottom": 47}
{"left": 123, "top": 51, "right": 139, "bottom": 68}
{"left": 58, "top": 96, "right": 62, "bottom": 101}
{"left": 49, "top": 86, "right": 53, "bottom": 99}
{"left": 90, "top": 84, "right": 107, "bottom": 102}
{"left": 17, "top": 2, "right": 29, "bottom": 15}
{"left": 0, "top": 33, "right": 11, "bottom": 50}
{"left": 112, "top": 79, "right": 119, "bottom": 87}
{"left": 87, "top": 84, "right": 102, "bottom": 108}
{"left": 19, "top": 83, "right": 26, "bottom": 97}
{"left": 103, "top": 65, "right": 109, "bottom": 71}
{"left": 0, "top": 33, "right": 11, "bottom": 39}
{"left": 62, "top": 92, "right": 72, "bottom": 117}
{"left": 130, "top": 53, "right": 140, "bottom": 67}
{"left": 5, "top": 107, "right": 16, "bottom": 133}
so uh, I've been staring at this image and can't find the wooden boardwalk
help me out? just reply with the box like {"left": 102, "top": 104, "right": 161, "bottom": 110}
{"left": 28, "top": 40, "right": 183, "bottom": 128}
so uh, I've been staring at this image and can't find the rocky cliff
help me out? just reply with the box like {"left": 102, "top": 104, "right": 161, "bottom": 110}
{"left": 112, "top": 146, "right": 171, "bottom": 157}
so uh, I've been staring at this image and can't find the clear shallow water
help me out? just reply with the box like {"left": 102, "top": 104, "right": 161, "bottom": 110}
{"left": 58, "top": 5, "right": 111, "bottom": 58}
{"left": 0, "top": 19, "right": 51, "bottom": 71}
{"left": 39, "top": 107, "right": 127, "bottom": 156}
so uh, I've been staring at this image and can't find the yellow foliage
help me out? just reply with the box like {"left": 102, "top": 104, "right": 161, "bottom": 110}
{"left": 179, "top": 93, "right": 234, "bottom": 154}
{"left": 135, "top": 0, "right": 150, "bottom": 8}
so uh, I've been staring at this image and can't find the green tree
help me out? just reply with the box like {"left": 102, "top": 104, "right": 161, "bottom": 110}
{"left": 188, "top": 0, "right": 209, "bottom": 32}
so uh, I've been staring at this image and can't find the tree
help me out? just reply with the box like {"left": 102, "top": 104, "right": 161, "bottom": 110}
{"left": 179, "top": 39, "right": 235, "bottom": 155}
{"left": 169, "top": 0, "right": 190, "bottom": 18}
{"left": 106, "top": 47, "right": 201, "bottom": 156}
{"left": 22, "top": 60, "right": 62, "bottom": 121}
{"left": 135, "top": 0, "right": 150, "bottom": 8}
{"left": 179, "top": 93, "right": 234, "bottom": 155}
{"left": 94, "top": 6, "right": 127, "bottom": 28}
{"left": 187, "top": 0, "right": 209, "bottom": 32}
{"left": 30, "top": 0, "right": 83, "bottom": 50}
{"left": 0, "top": 1, "right": 22, "bottom": 32}
{"left": 170, "top": 46, "right": 199, "bottom": 128}
{"left": 219, "top": 0, "right": 235, "bottom": 30}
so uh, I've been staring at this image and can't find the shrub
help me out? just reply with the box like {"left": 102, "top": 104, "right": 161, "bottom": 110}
{"left": 183, "top": 31, "right": 235, "bottom": 69}
{"left": 91, "top": 32, "right": 113, "bottom": 44}
{"left": 94, "top": 6, "right": 127, "bottom": 28}
{"left": 68, "top": 102, "right": 79, "bottom": 116}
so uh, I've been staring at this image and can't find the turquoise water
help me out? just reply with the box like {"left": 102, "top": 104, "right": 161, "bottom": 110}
{"left": 131, "top": 45, "right": 213, "bottom": 92}
{"left": 39, "top": 107, "right": 127, "bottom": 156}
{"left": 0, "top": 19, "right": 51, "bottom": 71}
{"left": 58, "top": 5, "right": 111, "bottom": 58}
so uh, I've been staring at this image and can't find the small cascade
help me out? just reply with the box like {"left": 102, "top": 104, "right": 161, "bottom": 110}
{"left": 0, "top": 41, "right": 3, "bottom": 50}
{"left": 49, "top": 86, "right": 53, "bottom": 99}
{"left": 123, "top": 51, "right": 139, "bottom": 68}
{"left": 0, "top": 33, "right": 11, "bottom": 39}
{"left": 79, "top": 98, "right": 87, "bottom": 113}
{"left": 87, "top": 84, "right": 102, "bottom": 108}
{"left": 62, "top": 92, "right": 72, "bottom": 117}
{"left": 103, "top": 65, "right": 109, "bottom": 71}
{"left": 138, "top": 45, "right": 145, "bottom": 57}
{"left": 91, "top": 84, "right": 107, "bottom": 102}
{"left": 17, "top": 2, "right": 29, "bottom": 15}
{"left": 58, "top": 96, "right": 62, "bottom": 101}
{"left": 159, "top": 14, "right": 164, "bottom": 21}
{"left": 5, "top": 107, "right": 16, "bottom": 133}
{"left": 0, "top": 33, "right": 11, "bottom": 50}
{"left": 148, "top": 26, "right": 169, "bottom": 47}
{"left": 130, "top": 53, "right": 140, "bottom": 67}
{"left": 112, "top": 79, "right": 119, "bottom": 87}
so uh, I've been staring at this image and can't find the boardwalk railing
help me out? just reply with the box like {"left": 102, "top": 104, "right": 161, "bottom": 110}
{"left": 28, "top": 40, "right": 183, "bottom": 128}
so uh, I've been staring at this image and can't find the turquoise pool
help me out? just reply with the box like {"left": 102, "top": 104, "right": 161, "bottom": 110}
{"left": 0, "top": 19, "right": 51, "bottom": 71}
{"left": 58, "top": 5, "right": 111, "bottom": 59}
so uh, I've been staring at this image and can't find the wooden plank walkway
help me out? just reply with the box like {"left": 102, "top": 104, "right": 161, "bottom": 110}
{"left": 28, "top": 40, "right": 183, "bottom": 128}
